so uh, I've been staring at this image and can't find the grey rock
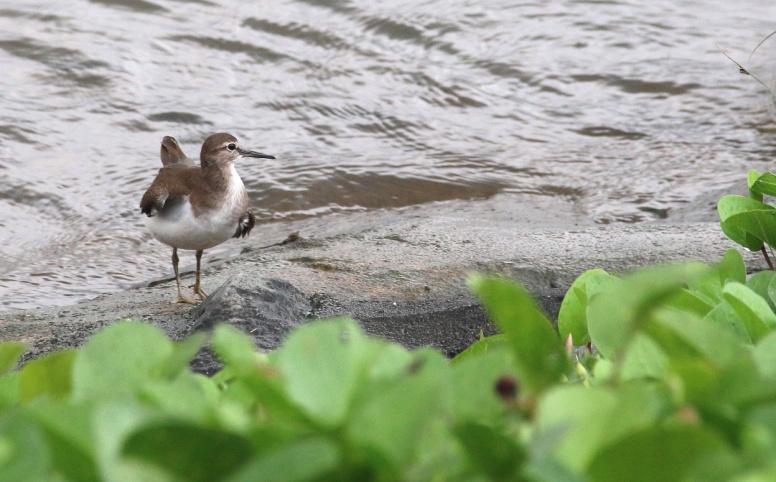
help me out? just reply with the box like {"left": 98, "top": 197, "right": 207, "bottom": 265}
{"left": 189, "top": 276, "right": 310, "bottom": 349}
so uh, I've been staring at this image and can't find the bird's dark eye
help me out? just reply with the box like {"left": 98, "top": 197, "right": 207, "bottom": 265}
{"left": 227, "top": 143, "right": 236, "bottom": 151}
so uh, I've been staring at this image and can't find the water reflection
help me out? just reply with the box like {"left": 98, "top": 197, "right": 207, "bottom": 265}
{"left": 0, "top": 0, "right": 775, "bottom": 308}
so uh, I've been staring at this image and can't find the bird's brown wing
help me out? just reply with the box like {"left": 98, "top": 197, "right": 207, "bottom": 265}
{"left": 139, "top": 167, "right": 199, "bottom": 217}
{"left": 160, "top": 137, "right": 193, "bottom": 167}
{"left": 233, "top": 210, "right": 256, "bottom": 238}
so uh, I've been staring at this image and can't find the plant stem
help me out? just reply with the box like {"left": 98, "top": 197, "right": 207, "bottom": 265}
{"left": 761, "top": 246, "right": 775, "bottom": 270}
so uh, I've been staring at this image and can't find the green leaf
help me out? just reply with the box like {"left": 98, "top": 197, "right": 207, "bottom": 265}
{"left": 620, "top": 334, "right": 667, "bottom": 380}
{"left": 748, "top": 170, "right": 764, "bottom": 202}
{"left": 717, "top": 195, "right": 776, "bottom": 250}
{"left": 469, "top": 276, "right": 568, "bottom": 394}
{"left": 453, "top": 422, "right": 524, "bottom": 480}
{"left": 450, "top": 348, "right": 515, "bottom": 423}
{"left": 92, "top": 401, "right": 157, "bottom": 481}
{"left": 0, "top": 373, "right": 19, "bottom": 408}
{"left": 347, "top": 349, "right": 447, "bottom": 468}
{"left": 665, "top": 289, "right": 715, "bottom": 317}
{"left": 452, "top": 334, "right": 508, "bottom": 364}
{"left": 0, "top": 342, "right": 25, "bottom": 376}
{"left": 587, "top": 426, "right": 739, "bottom": 482}
{"left": 558, "top": 269, "right": 617, "bottom": 345}
{"left": 722, "top": 282, "right": 776, "bottom": 343}
{"left": 72, "top": 321, "right": 173, "bottom": 400}
{"left": 275, "top": 319, "right": 366, "bottom": 426}
{"left": 534, "top": 384, "right": 664, "bottom": 473}
{"left": 751, "top": 172, "right": 776, "bottom": 197}
{"left": 649, "top": 309, "right": 748, "bottom": 367}
{"left": 122, "top": 422, "right": 254, "bottom": 482}
{"left": 718, "top": 248, "right": 746, "bottom": 284}
{"left": 28, "top": 400, "right": 99, "bottom": 482}
{"left": 159, "top": 332, "right": 206, "bottom": 380}
{"left": 212, "top": 325, "right": 259, "bottom": 374}
{"left": 747, "top": 270, "right": 776, "bottom": 313}
{"left": 754, "top": 332, "right": 776, "bottom": 379}
{"left": 226, "top": 438, "right": 339, "bottom": 482}
{"left": 0, "top": 412, "right": 50, "bottom": 482}
{"left": 140, "top": 373, "right": 219, "bottom": 421}
{"left": 703, "top": 300, "right": 750, "bottom": 341}
{"left": 683, "top": 249, "right": 747, "bottom": 311}
{"left": 588, "top": 263, "right": 709, "bottom": 359}
{"left": 19, "top": 350, "right": 75, "bottom": 402}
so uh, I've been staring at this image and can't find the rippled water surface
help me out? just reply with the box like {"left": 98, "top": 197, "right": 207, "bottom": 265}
{"left": 1, "top": 0, "right": 776, "bottom": 309}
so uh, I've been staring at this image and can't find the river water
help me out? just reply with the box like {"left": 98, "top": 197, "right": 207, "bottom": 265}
{"left": 1, "top": 0, "right": 776, "bottom": 309}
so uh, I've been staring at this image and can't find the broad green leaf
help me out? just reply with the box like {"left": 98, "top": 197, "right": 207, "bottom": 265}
{"left": 227, "top": 437, "right": 339, "bottom": 482}
{"left": 122, "top": 422, "right": 254, "bottom": 482}
{"left": 718, "top": 248, "right": 747, "bottom": 284}
{"left": 450, "top": 348, "right": 515, "bottom": 423}
{"left": 747, "top": 270, "right": 776, "bottom": 313}
{"left": 140, "top": 373, "right": 220, "bottom": 421}
{"left": 469, "top": 276, "right": 568, "bottom": 394}
{"left": 212, "top": 325, "right": 258, "bottom": 374}
{"left": 534, "top": 384, "right": 665, "bottom": 473}
{"left": 665, "top": 288, "right": 715, "bottom": 317}
{"left": 717, "top": 195, "right": 776, "bottom": 250}
{"left": 722, "top": 282, "right": 776, "bottom": 343}
{"left": 93, "top": 401, "right": 156, "bottom": 482}
{"left": 159, "top": 332, "right": 206, "bottom": 380}
{"left": 648, "top": 309, "right": 748, "bottom": 367}
{"left": 19, "top": 350, "right": 75, "bottom": 402}
{"left": 453, "top": 422, "right": 524, "bottom": 480}
{"left": 587, "top": 426, "right": 739, "bottom": 482}
{"left": 0, "top": 373, "right": 19, "bottom": 408}
{"left": 28, "top": 400, "right": 99, "bottom": 482}
{"left": 751, "top": 171, "right": 776, "bottom": 197}
{"left": 743, "top": 405, "right": 776, "bottom": 463}
{"left": 620, "top": 334, "right": 667, "bottom": 380}
{"left": 684, "top": 249, "right": 746, "bottom": 308}
{"left": 558, "top": 269, "right": 617, "bottom": 345}
{"left": 275, "top": 319, "right": 366, "bottom": 426}
{"left": 347, "top": 349, "right": 447, "bottom": 468}
{"left": 715, "top": 358, "right": 776, "bottom": 407}
{"left": 754, "top": 332, "right": 776, "bottom": 379}
{"left": 363, "top": 340, "right": 414, "bottom": 382}
{"left": 452, "top": 334, "right": 508, "bottom": 364}
{"left": 704, "top": 300, "right": 750, "bottom": 341}
{"left": 588, "top": 263, "right": 709, "bottom": 359}
{"left": 72, "top": 321, "right": 173, "bottom": 400}
{"left": 0, "top": 342, "right": 24, "bottom": 376}
{"left": 0, "top": 413, "right": 50, "bottom": 482}
{"left": 749, "top": 170, "right": 764, "bottom": 202}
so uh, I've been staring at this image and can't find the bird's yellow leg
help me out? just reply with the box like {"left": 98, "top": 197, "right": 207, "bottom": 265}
{"left": 193, "top": 249, "right": 208, "bottom": 300}
{"left": 172, "top": 248, "right": 196, "bottom": 304}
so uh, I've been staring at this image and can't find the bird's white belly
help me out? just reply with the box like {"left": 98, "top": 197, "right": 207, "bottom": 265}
{"left": 146, "top": 197, "right": 235, "bottom": 251}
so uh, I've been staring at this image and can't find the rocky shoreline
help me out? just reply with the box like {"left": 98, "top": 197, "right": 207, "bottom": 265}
{"left": 0, "top": 193, "right": 760, "bottom": 372}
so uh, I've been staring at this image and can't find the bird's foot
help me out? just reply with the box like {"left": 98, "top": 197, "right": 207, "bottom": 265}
{"left": 193, "top": 286, "right": 208, "bottom": 300}
{"left": 175, "top": 293, "right": 198, "bottom": 305}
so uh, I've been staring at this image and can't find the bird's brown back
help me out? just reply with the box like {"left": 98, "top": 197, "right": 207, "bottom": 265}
{"left": 140, "top": 165, "right": 244, "bottom": 217}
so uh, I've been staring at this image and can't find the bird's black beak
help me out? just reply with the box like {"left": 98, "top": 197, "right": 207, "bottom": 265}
{"left": 237, "top": 147, "right": 275, "bottom": 159}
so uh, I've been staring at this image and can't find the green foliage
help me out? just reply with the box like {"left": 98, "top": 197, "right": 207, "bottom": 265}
{"left": 469, "top": 276, "right": 568, "bottom": 395}
{"left": 557, "top": 268, "right": 617, "bottom": 345}
{"left": 719, "top": 170, "right": 776, "bottom": 254}
{"left": 3, "top": 250, "right": 776, "bottom": 480}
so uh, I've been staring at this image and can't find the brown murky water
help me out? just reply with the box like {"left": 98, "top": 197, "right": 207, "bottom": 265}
{"left": 1, "top": 0, "right": 776, "bottom": 309}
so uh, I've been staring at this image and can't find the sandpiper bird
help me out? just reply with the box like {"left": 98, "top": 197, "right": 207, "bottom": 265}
{"left": 140, "top": 133, "right": 274, "bottom": 303}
